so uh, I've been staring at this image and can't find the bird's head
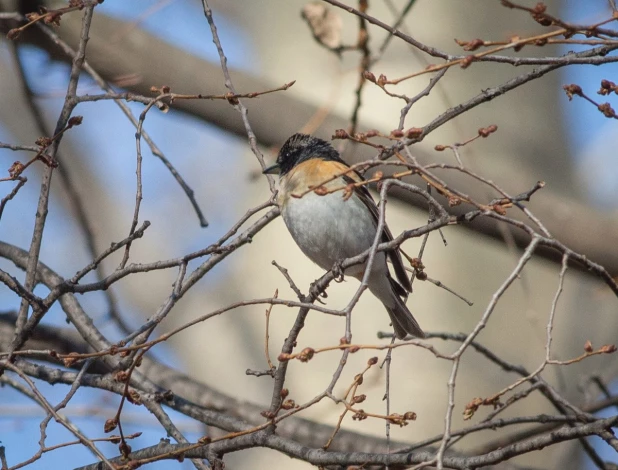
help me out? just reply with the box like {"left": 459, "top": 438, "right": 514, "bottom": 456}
{"left": 263, "top": 133, "right": 341, "bottom": 176}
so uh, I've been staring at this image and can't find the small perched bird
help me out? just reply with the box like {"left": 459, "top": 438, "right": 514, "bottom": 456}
{"left": 263, "top": 133, "right": 425, "bottom": 339}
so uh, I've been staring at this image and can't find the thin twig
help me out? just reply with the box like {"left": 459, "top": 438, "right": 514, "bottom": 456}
{"left": 4, "top": 3, "right": 97, "bottom": 376}
{"left": 201, "top": 0, "right": 276, "bottom": 194}
{"left": 0, "top": 177, "right": 27, "bottom": 220}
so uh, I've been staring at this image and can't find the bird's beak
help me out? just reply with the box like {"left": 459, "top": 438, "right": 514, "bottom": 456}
{"left": 262, "top": 162, "right": 281, "bottom": 175}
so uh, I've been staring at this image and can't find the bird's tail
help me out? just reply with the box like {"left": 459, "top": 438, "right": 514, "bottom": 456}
{"left": 385, "top": 294, "right": 425, "bottom": 339}
{"left": 371, "top": 275, "right": 425, "bottom": 339}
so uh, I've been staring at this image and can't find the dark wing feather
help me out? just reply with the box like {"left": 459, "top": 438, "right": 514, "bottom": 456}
{"left": 342, "top": 174, "right": 413, "bottom": 294}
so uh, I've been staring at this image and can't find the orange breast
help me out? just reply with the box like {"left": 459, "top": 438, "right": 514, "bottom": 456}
{"left": 280, "top": 159, "right": 360, "bottom": 204}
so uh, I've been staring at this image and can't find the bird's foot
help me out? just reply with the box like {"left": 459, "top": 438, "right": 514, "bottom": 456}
{"left": 332, "top": 259, "right": 345, "bottom": 283}
{"left": 309, "top": 281, "right": 328, "bottom": 304}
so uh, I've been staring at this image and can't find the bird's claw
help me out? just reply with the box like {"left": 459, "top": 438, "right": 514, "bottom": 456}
{"left": 309, "top": 282, "right": 328, "bottom": 304}
{"left": 332, "top": 260, "right": 345, "bottom": 283}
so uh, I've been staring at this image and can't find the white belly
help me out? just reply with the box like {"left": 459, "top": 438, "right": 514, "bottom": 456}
{"left": 281, "top": 191, "right": 385, "bottom": 277}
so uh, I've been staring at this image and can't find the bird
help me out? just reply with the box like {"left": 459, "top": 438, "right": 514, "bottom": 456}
{"left": 263, "top": 133, "right": 425, "bottom": 339}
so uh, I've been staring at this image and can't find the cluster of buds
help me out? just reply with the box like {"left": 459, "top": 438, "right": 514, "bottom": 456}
{"left": 463, "top": 397, "right": 490, "bottom": 421}
{"left": 119, "top": 441, "right": 132, "bottom": 458}
{"left": 564, "top": 83, "right": 617, "bottom": 118}
{"left": 460, "top": 55, "right": 475, "bottom": 69}
{"left": 563, "top": 84, "right": 583, "bottom": 101}
{"left": 26, "top": 9, "right": 61, "bottom": 26}
{"left": 448, "top": 196, "right": 462, "bottom": 207}
{"left": 530, "top": 2, "right": 553, "bottom": 27}
{"left": 390, "top": 128, "right": 423, "bottom": 139}
{"left": 281, "top": 399, "right": 297, "bottom": 410}
{"left": 386, "top": 411, "right": 417, "bottom": 426}
{"left": 126, "top": 389, "right": 143, "bottom": 406}
{"left": 279, "top": 388, "right": 297, "bottom": 410}
{"left": 352, "top": 394, "right": 366, "bottom": 404}
{"left": 114, "top": 370, "right": 130, "bottom": 383}
{"left": 455, "top": 38, "right": 484, "bottom": 52}
{"left": 332, "top": 128, "right": 382, "bottom": 142}
{"left": 67, "top": 115, "right": 83, "bottom": 128}
{"left": 584, "top": 340, "right": 617, "bottom": 354}
{"left": 597, "top": 103, "right": 616, "bottom": 119}
{"left": 151, "top": 85, "right": 171, "bottom": 94}
{"left": 599, "top": 79, "right": 618, "bottom": 96}
{"left": 362, "top": 71, "right": 389, "bottom": 87}
{"left": 104, "top": 418, "right": 118, "bottom": 433}
{"left": 352, "top": 129, "right": 380, "bottom": 141}
{"left": 62, "top": 352, "right": 81, "bottom": 368}
{"left": 8, "top": 162, "right": 25, "bottom": 179}
{"left": 332, "top": 129, "right": 350, "bottom": 140}
{"left": 463, "top": 395, "right": 505, "bottom": 420}
{"left": 278, "top": 347, "right": 316, "bottom": 363}
{"left": 478, "top": 124, "right": 498, "bottom": 138}
{"left": 298, "top": 347, "right": 315, "bottom": 362}
{"left": 492, "top": 203, "right": 508, "bottom": 216}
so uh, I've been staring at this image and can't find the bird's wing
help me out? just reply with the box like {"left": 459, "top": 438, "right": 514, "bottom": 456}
{"left": 336, "top": 168, "right": 413, "bottom": 294}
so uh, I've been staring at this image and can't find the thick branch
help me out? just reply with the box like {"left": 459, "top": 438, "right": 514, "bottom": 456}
{"left": 74, "top": 415, "right": 618, "bottom": 470}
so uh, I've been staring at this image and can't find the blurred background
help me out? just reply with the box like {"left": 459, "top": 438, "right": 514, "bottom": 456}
{"left": 0, "top": 0, "right": 617, "bottom": 468}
